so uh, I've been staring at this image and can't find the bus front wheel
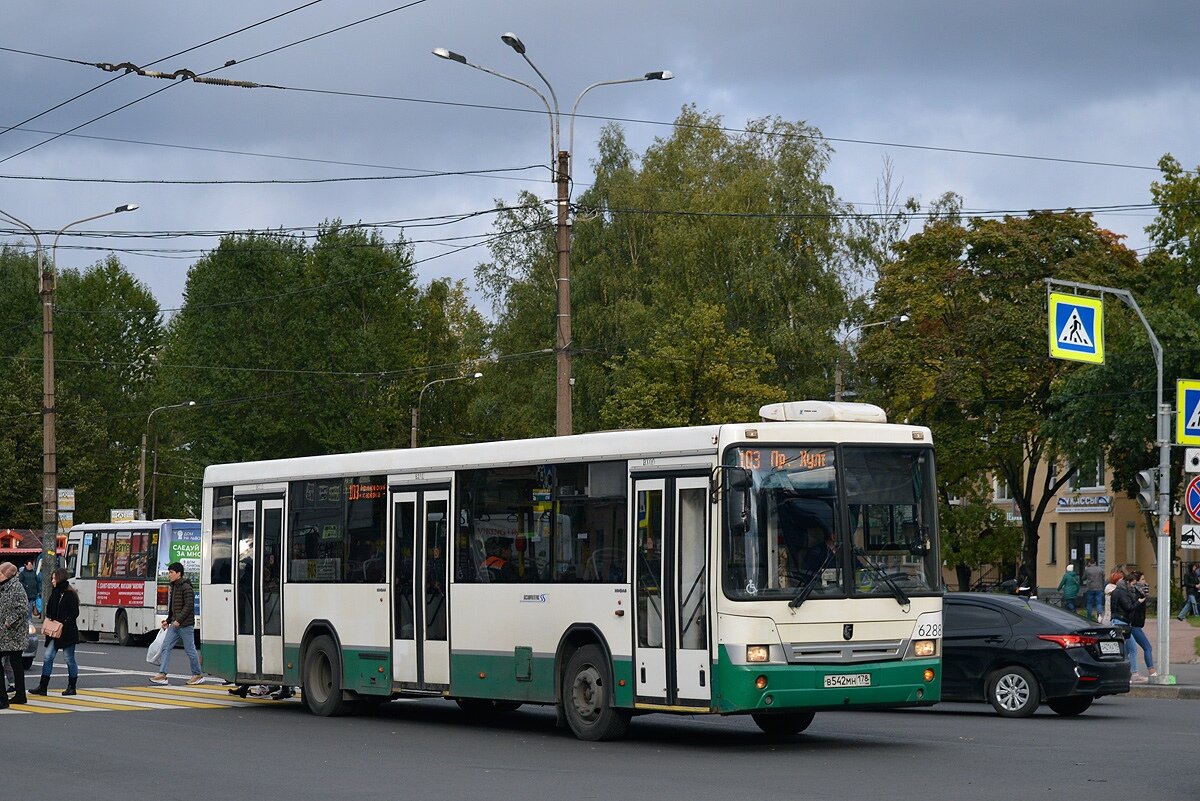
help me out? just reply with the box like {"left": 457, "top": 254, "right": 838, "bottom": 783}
{"left": 561, "top": 644, "right": 630, "bottom": 741}
{"left": 751, "top": 710, "right": 816, "bottom": 736}
{"left": 302, "top": 635, "right": 350, "bottom": 717}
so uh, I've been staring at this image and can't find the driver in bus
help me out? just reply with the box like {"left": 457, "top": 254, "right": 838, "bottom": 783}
{"left": 481, "top": 537, "right": 517, "bottom": 582}
{"left": 799, "top": 529, "right": 840, "bottom": 586}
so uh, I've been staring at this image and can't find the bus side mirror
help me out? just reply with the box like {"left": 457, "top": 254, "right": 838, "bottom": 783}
{"left": 725, "top": 468, "right": 752, "bottom": 537}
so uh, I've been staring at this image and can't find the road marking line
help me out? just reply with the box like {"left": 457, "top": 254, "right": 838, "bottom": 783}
{"left": 2, "top": 702, "right": 70, "bottom": 714}
{"left": 21, "top": 695, "right": 149, "bottom": 711}
{"left": 131, "top": 686, "right": 267, "bottom": 707}
{"left": 83, "top": 689, "right": 226, "bottom": 709}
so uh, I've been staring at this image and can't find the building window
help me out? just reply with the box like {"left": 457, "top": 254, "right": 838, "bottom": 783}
{"left": 994, "top": 476, "right": 1012, "bottom": 502}
{"left": 1070, "top": 455, "right": 1105, "bottom": 491}
{"left": 1049, "top": 523, "right": 1057, "bottom": 565}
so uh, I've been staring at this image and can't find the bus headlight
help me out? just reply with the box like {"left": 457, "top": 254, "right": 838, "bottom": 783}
{"left": 746, "top": 645, "right": 770, "bottom": 663}
{"left": 913, "top": 639, "right": 936, "bottom": 657}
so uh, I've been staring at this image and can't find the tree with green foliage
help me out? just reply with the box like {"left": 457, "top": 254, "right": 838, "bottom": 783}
{"left": 477, "top": 106, "right": 857, "bottom": 435}
{"left": 156, "top": 224, "right": 423, "bottom": 513}
{"left": 869, "top": 205, "right": 1140, "bottom": 590}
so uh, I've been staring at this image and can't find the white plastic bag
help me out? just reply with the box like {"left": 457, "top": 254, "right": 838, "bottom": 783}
{"left": 146, "top": 627, "right": 166, "bottom": 664}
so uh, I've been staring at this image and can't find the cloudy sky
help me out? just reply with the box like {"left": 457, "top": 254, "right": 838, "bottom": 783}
{"left": 2, "top": 1, "right": 1197, "bottom": 314}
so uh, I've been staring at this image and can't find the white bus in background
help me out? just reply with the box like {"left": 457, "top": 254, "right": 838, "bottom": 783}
{"left": 63, "top": 519, "right": 202, "bottom": 646}
{"left": 201, "top": 401, "right": 943, "bottom": 741}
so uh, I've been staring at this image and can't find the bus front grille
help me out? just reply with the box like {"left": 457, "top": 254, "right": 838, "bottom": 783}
{"left": 787, "top": 639, "right": 905, "bottom": 664}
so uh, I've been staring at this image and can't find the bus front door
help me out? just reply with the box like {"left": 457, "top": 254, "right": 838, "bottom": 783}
{"left": 633, "top": 474, "right": 711, "bottom": 709}
{"left": 234, "top": 497, "right": 285, "bottom": 681}
{"left": 391, "top": 486, "right": 450, "bottom": 689}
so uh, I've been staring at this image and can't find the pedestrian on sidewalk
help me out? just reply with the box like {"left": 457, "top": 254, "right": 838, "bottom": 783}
{"left": 1113, "top": 571, "right": 1155, "bottom": 682}
{"left": 1099, "top": 570, "right": 1121, "bottom": 625}
{"left": 1082, "top": 559, "right": 1105, "bottom": 620}
{"left": 17, "top": 559, "right": 40, "bottom": 621}
{"left": 150, "top": 562, "right": 203, "bottom": 686}
{"left": 1057, "top": 564, "right": 1081, "bottom": 612}
{"left": 1178, "top": 563, "right": 1200, "bottom": 620}
{"left": 0, "top": 562, "right": 29, "bottom": 707}
{"left": 30, "top": 568, "right": 80, "bottom": 697}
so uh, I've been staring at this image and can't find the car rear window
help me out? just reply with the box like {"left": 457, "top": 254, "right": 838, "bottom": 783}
{"left": 1013, "top": 599, "right": 1091, "bottom": 629}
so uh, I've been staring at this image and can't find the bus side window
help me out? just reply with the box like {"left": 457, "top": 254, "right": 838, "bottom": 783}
{"left": 65, "top": 543, "right": 80, "bottom": 577}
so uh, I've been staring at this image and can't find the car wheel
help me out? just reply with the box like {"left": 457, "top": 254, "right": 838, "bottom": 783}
{"left": 751, "top": 710, "right": 816, "bottom": 737}
{"left": 987, "top": 665, "right": 1039, "bottom": 717}
{"left": 1046, "top": 696, "right": 1093, "bottom": 716}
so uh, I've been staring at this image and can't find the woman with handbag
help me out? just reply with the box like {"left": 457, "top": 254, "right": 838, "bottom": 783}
{"left": 30, "top": 567, "right": 80, "bottom": 697}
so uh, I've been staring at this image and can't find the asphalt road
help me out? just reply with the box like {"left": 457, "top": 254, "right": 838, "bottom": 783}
{"left": 5, "top": 640, "right": 1191, "bottom": 800}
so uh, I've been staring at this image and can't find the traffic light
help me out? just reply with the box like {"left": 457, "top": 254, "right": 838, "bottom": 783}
{"left": 1135, "top": 468, "right": 1157, "bottom": 513}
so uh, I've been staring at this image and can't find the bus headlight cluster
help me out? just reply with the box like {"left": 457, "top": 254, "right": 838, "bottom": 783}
{"left": 913, "top": 639, "right": 936, "bottom": 657}
{"left": 746, "top": 645, "right": 770, "bottom": 663}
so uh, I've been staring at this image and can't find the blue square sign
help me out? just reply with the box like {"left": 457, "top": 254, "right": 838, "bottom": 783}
{"left": 1178, "top": 380, "right": 1200, "bottom": 445}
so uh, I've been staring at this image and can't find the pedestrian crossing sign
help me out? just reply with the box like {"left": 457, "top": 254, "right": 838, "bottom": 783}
{"left": 1048, "top": 293, "right": 1104, "bottom": 364}
{"left": 1177, "top": 379, "right": 1200, "bottom": 445}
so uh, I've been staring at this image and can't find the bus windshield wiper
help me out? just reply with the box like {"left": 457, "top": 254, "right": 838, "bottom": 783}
{"left": 852, "top": 547, "right": 910, "bottom": 608}
{"left": 789, "top": 550, "right": 834, "bottom": 609}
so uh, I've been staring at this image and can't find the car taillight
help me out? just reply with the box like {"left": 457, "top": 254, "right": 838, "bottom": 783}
{"left": 1037, "top": 634, "right": 1098, "bottom": 649}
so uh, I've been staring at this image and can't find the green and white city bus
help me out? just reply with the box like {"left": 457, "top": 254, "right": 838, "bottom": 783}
{"left": 200, "top": 401, "right": 942, "bottom": 740}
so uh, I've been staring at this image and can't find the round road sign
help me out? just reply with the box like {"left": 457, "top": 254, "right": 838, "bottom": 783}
{"left": 1186, "top": 476, "right": 1200, "bottom": 522}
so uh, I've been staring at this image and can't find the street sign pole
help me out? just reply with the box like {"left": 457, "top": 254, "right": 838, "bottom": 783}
{"left": 1047, "top": 279, "right": 1172, "bottom": 685}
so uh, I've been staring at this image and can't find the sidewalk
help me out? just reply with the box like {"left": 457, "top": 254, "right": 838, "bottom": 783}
{"left": 1125, "top": 616, "right": 1200, "bottom": 699}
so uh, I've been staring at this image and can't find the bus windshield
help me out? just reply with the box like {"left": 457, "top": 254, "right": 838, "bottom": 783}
{"left": 722, "top": 445, "right": 939, "bottom": 601}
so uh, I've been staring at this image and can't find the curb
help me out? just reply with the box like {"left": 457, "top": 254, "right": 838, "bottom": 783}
{"left": 1126, "top": 685, "right": 1200, "bottom": 700}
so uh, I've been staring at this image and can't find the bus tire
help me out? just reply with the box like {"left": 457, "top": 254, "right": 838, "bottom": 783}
{"left": 115, "top": 612, "right": 134, "bottom": 647}
{"left": 561, "top": 644, "right": 630, "bottom": 741}
{"left": 751, "top": 710, "right": 816, "bottom": 736}
{"left": 302, "top": 635, "right": 350, "bottom": 717}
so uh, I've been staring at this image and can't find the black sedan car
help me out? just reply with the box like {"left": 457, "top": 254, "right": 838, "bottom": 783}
{"left": 942, "top": 592, "right": 1130, "bottom": 717}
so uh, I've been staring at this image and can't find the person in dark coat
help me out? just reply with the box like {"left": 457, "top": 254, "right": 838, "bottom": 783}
{"left": 30, "top": 567, "right": 80, "bottom": 696}
{"left": 0, "top": 562, "right": 30, "bottom": 707}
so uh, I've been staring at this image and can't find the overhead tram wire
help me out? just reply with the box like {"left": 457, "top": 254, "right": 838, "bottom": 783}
{"left": 0, "top": 0, "right": 328, "bottom": 152}
{"left": 0, "top": 0, "right": 434, "bottom": 165}
{"left": 0, "top": 164, "right": 546, "bottom": 185}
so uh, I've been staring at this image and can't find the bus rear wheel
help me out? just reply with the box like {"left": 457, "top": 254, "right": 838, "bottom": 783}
{"left": 561, "top": 644, "right": 630, "bottom": 741}
{"left": 751, "top": 710, "right": 816, "bottom": 736}
{"left": 115, "top": 612, "right": 134, "bottom": 647}
{"left": 302, "top": 635, "right": 350, "bottom": 717}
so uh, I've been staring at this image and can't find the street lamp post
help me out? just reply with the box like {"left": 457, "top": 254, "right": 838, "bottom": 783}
{"left": 410, "top": 372, "right": 483, "bottom": 449}
{"left": 0, "top": 203, "right": 138, "bottom": 616}
{"left": 139, "top": 401, "right": 195, "bottom": 520}
{"left": 834, "top": 313, "right": 909, "bottom": 401}
{"left": 434, "top": 34, "right": 671, "bottom": 436}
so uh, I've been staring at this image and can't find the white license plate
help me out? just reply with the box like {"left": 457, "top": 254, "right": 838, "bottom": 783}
{"left": 824, "top": 673, "right": 871, "bottom": 688}
{"left": 1099, "top": 640, "right": 1121, "bottom": 655}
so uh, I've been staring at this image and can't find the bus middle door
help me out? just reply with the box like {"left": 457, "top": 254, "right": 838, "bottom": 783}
{"left": 234, "top": 496, "right": 285, "bottom": 681}
{"left": 391, "top": 485, "right": 450, "bottom": 689}
{"left": 633, "top": 473, "right": 711, "bottom": 709}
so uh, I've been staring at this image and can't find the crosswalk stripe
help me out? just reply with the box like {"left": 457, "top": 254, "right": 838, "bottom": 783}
{"left": 19, "top": 695, "right": 149, "bottom": 712}
{"left": 164, "top": 686, "right": 300, "bottom": 704}
{"left": 83, "top": 689, "right": 226, "bottom": 709}
{"left": 1, "top": 702, "right": 70, "bottom": 714}
{"left": 132, "top": 686, "right": 278, "bottom": 707}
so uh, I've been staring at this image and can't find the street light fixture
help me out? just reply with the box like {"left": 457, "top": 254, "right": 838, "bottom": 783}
{"left": 433, "top": 33, "right": 671, "bottom": 436}
{"left": 139, "top": 401, "right": 196, "bottom": 520}
{"left": 0, "top": 202, "right": 138, "bottom": 614}
{"left": 410, "top": 372, "right": 483, "bottom": 449}
{"left": 834, "top": 313, "right": 910, "bottom": 402}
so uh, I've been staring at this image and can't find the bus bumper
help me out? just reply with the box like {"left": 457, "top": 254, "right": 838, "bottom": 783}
{"left": 713, "top": 646, "right": 941, "bottom": 713}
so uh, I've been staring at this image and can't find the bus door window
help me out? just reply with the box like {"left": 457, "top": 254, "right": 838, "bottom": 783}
{"left": 262, "top": 507, "right": 283, "bottom": 636}
{"left": 393, "top": 500, "right": 416, "bottom": 640}
{"left": 237, "top": 509, "right": 255, "bottom": 636}
{"left": 424, "top": 500, "right": 448, "bottom": 641}
{"left": 636, "top": 489, "right": 664, "bottom": 648}
{"left": 65, "top": 541, "right": 80, "bottom": 577}
{"left": 677, "top": 487, "right": 707, "bottom": 651}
